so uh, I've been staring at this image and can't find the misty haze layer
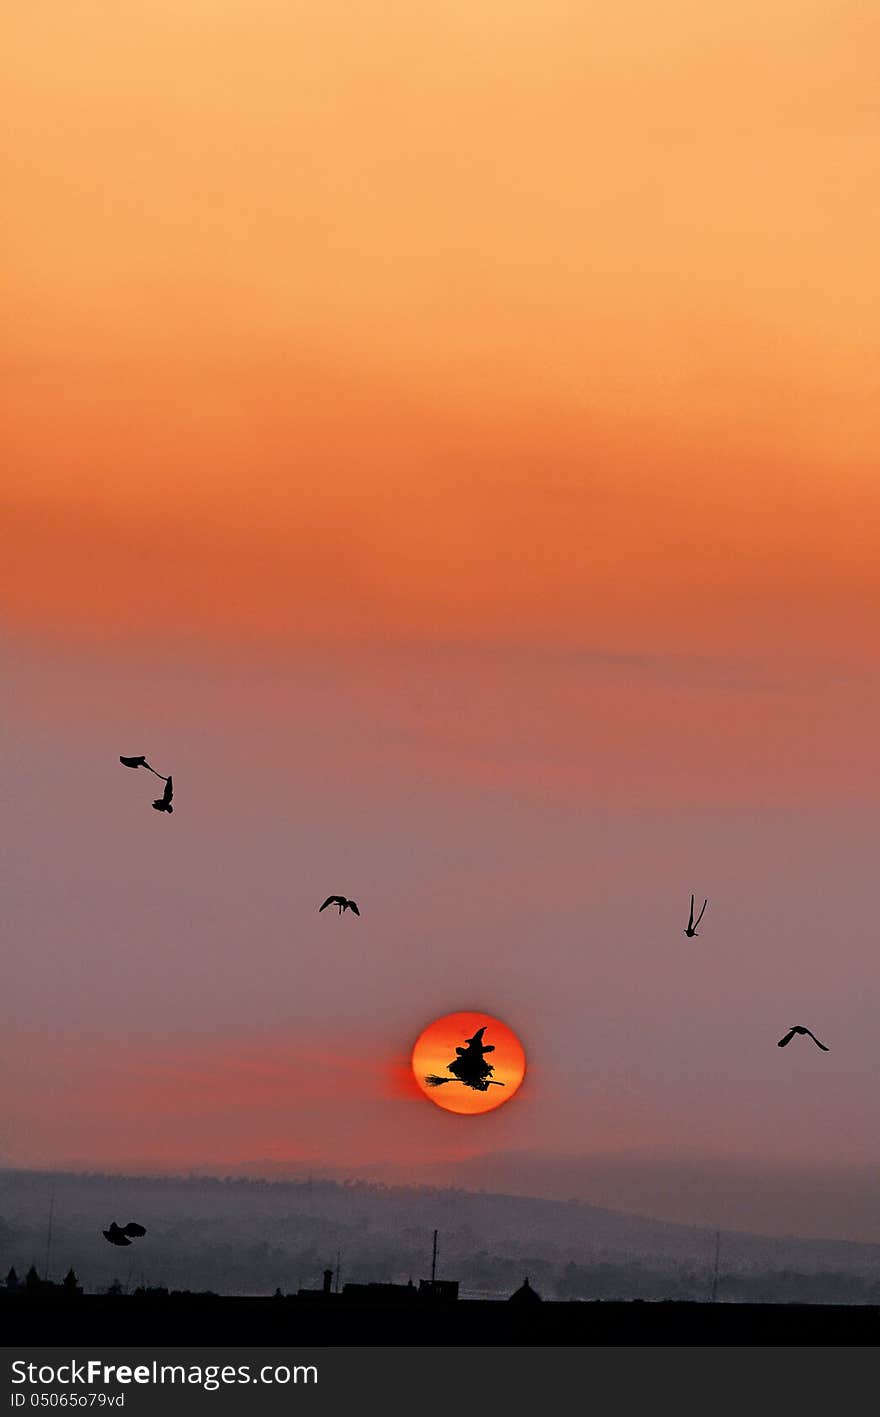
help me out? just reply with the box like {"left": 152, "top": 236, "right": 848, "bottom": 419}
{"left": 3, "top": 1172, "right": 880, "bottom": 1306}
{"left": 3, "top": 0, "right": 880, "bottom": 1247}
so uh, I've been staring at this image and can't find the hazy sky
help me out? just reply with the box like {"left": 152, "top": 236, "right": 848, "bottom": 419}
{"left": 3, "top": 3, "right": 879, "bottom": 1230}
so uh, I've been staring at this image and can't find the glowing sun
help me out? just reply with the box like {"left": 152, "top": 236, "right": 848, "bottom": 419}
{"left": 411, "top": 1011, "right": 527, "bottom": 1114}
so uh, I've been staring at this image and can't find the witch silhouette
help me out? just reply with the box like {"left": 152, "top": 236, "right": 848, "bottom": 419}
{"left": 425, "top": 1026, "right": 505, "bottom": 1093}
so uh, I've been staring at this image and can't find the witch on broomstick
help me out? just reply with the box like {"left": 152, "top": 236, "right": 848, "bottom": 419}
{"left": 424, "top": 1025, "right": 505, "bottom": 1093}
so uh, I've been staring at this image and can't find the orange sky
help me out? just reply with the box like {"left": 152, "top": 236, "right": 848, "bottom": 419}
{"left": 3, "top": 3, "right": 880, "bottom": 1221}
{"left": 3, "top": 2, "right": 880, "bottom": 662}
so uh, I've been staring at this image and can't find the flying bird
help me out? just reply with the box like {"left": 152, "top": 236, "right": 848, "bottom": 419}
{"left": 119, "top": 755, "right": 167, "bottom": 780}
{"left": 102, "top": 1221, "right": 147, "bottom": 1246}
{"left": 777, "top": 1026, "right": 829, "bottom": 1052}
{"left": 684, "top": 894, "right": 707, "bottom": 937}
{"left": 151, "top": 776, "right": 174, "bottom": 814}
{"left": 319, "top": 895, "right": 360, "bottom": 915}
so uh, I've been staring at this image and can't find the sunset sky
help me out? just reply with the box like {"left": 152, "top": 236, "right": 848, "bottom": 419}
{"left": 3, "top": 3, "right": 880, "bottom": 1237}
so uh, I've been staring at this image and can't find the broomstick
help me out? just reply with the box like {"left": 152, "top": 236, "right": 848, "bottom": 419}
{"left": 424, "top": 1074, "right": 505, "bottom": 1088}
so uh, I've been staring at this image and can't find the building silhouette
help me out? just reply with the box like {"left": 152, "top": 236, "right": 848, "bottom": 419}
{"left": 509, "top": 1277, "right": 542, "bottom": 1306}
{"left": 297, "top": 1268, "right": 459, "bottom": 1306}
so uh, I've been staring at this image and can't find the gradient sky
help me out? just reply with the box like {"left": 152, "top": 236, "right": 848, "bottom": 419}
{"left": 3, "top": 3, "right": 880, "bottom": 1235}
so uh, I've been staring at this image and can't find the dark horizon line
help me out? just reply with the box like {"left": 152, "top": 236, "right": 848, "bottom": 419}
{"left": 5, "top": 1146, "right": 880, "bottom": 1181}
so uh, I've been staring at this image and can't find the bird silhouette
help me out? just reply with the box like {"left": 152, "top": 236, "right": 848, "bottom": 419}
{"left": 102, "top": 1221, "right": 147, "bottom": 1246}
{"left": 319, "top": 895, "right": 360, "bottom": 915}
{"left": 777, "top": 1026, "right": 829, "bottom": 1052}
{"left": 151, "top": 776, "right": 173, "bottom": 814}
{"left": 119, "top": 755, "right": 167, "bottom": 780}
{"left": 684, "top": 894, "right": 707, "bottom": 937}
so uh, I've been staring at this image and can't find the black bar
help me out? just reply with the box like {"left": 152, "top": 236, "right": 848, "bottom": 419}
{"left": 2, "top": 1346, "right": 877, "bottom": 1416}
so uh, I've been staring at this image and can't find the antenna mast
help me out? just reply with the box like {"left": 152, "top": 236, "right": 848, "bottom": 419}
{"left": 44, "top": 1190, "right": 55, "bottom": 1282}
{"left": 431, "top": 1228, "right": 438, "bottom": 1285}
{"left": 710, "top": 1229, "right": 721, "bottom": 1303}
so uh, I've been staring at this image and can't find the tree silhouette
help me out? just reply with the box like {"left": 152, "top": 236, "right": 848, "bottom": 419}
{"left": 63, "top": 1268, "right": 79, "bottom": 1291}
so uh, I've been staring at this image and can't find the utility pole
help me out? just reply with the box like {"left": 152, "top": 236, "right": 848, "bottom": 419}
{"left": 431, "top": 1229, "right": 438, "bottom": 1285}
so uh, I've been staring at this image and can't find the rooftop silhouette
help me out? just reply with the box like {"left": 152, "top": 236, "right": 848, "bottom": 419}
{"left": 509, "top": 1277, "right": 542, "bottom": 1305}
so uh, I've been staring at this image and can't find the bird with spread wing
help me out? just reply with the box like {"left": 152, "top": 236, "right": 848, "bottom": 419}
{"left": 119, "top": 755, "right": 167, "bottom": 779}
{"left": 684, "top": 894, "right": 708, "bottom": 937}
{"left": 319, "top": 895, "right": 360, "bottom": 916}
{"left": 102, "top": 1221, "right": 148, "bottom": 1247}
{"left": 151, "top": 775, "right": 174, "bottom": 814}
{"left": 777, "top": 1026, "right": 829, "bottom": 1052}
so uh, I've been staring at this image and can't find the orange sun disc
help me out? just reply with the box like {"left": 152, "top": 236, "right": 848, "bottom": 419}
{"left": 411, "top": 1010, "right": 527, "bottom": 1114}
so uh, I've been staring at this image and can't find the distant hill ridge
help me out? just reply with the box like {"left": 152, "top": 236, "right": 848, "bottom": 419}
{"left": 3, "top": 1168, "right": 880, "bottom": 1303}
